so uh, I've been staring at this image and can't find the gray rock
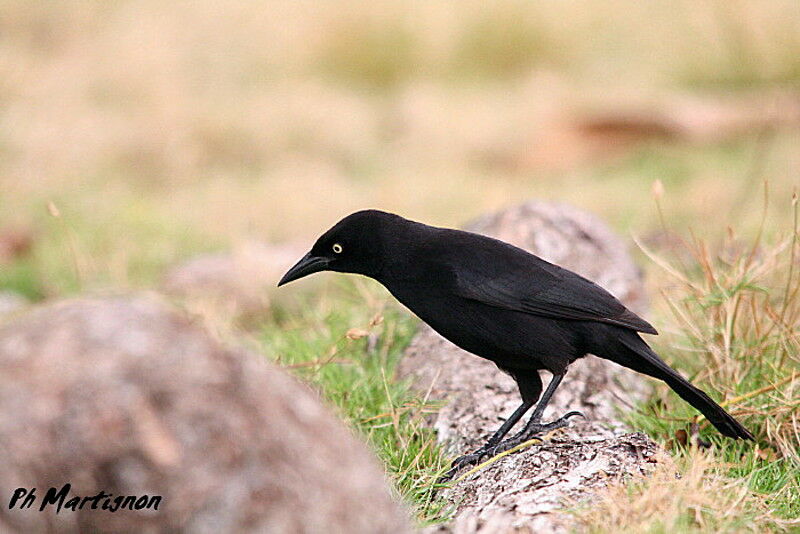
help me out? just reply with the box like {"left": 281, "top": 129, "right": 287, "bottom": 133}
{"left": 161, "top": 241, "right": 308, "bottom": 318}
{"left": 0, "top": 293, "right": 410, "bottom": 533}
{"left": 0, "top": 291, "right": 28, "bottom": 320}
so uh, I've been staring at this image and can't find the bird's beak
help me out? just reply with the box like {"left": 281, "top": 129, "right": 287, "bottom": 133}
{"left": 277, "top": 252, "right": 330, "bottom": 286}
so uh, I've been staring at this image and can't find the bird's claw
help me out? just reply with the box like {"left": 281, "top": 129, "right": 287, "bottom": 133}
{"left": 439, "top": 411, "right": 585, "bottom": 482}
{"left": 521, "top": 410, "right": 583, "bottom": 435}
{"left": 439, "top": 447, "right": 492, "bottom": 482}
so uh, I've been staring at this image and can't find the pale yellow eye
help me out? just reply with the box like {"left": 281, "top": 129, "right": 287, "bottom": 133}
{"left": 332, "top": 243, "right": 343, "bottom": 254}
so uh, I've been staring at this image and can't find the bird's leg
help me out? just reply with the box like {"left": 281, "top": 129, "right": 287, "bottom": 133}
{"left": 491, "top": 372, "right": 584, "bottom": 455}
{"left": 441, "top": 399, "right": 534, "bottom": 481}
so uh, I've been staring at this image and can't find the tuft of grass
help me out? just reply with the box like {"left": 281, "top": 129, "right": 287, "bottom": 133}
{"left": 578, "top": 190, "right": 800, "bottom": 531}
{"left": 258, "top": 279, "right": 452, "bottom": 525}
{"left": 639, "top": 189, "right": 799, "bottom": 462}
{"left": 573, "top": 451, "right": 797, "bottom": 533}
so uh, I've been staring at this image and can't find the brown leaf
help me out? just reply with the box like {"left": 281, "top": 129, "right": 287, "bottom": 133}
{"left": 756, "top": 446, "right": 777, "bottom": 462}
{"left": 0, "top": 228, "right": 34, "bottom": 262}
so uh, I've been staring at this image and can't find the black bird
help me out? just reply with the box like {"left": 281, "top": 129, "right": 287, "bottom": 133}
{"left": 278, "top": 210, "right": 754, "bottom": 476}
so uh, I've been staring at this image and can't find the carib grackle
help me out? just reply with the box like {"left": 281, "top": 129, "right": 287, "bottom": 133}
{"left": 278, "top": 210, "right": 753, "bottom": 477}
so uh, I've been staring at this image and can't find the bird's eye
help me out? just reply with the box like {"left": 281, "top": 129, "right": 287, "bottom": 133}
{"left": 332, "top": 243, "right": 343, "bottom": 254}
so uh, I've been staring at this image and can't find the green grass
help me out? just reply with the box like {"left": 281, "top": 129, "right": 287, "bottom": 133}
{"left": 257, "top": 280, "right": 452, "bottom": 525}
{"left": 0, "top": 257, "right": 45, "bottom": 300}
{"left": 0, "top": 193, "right": 226, "bottom": 300}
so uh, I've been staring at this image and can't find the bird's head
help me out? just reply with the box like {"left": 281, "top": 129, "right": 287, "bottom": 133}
{"left": 278, "top": 210, "right": 400, "bottom": 286}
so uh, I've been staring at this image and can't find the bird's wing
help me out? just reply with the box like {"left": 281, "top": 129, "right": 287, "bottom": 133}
{"left": 450, "top": 246, "right": 658, "bottom": 335}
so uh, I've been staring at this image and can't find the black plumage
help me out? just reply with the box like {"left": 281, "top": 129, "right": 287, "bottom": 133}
{"left": 279, "top": 210, "right": 753, "bottom": 476}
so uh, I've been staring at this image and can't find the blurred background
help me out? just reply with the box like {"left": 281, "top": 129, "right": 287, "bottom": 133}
{"left": 1, "top": 3, "right": 799, "bottom": 529}
{"left": 1, "top": 0, "right": 799, "bottom": 301}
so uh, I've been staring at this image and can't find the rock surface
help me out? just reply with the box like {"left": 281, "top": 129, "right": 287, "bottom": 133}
{"left": 399, "top": 201, "right": 661, "bottom": 532}
{"left": 161, "top": 241, "right": 307, "bottom": 319}
{"left": 0, "top": 291, "right": 28, "bottom": 320}
{"left": 0, "top": 294, "right": 410, "bottom": 533}
{"left": 431, "top": 432, "right": 659, "bottom": 534}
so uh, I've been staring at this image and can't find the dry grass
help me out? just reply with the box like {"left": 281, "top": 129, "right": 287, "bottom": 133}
{"left": 576, "top": 188, "right": 800, "bottom": 531}
{"left": 573, "top": 451, "right": 795, "bottom": 533}
{"left": 641, "top": 186, "right": 799, "bottom": 462}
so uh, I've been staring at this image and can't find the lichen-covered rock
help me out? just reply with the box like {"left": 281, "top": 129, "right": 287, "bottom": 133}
{"left": 0, "top": 294, "right": 410, "bottom": 533}
{"left": 400, "top": 201, "right": 661, "bottom": 532}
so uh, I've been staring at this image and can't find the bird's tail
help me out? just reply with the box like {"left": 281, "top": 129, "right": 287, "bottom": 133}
{"left": 604, "top": 332, "right": 754, "bottom": 440}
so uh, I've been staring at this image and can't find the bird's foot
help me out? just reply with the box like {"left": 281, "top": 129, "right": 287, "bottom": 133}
{"left": 493, "top": 410, "right": 584, "bottom": 455}
{"left": 439, "top": 411, "right": 584, "bottom": 482}
{"left": 439, "top": 445, "right": 492, "bottom": 482}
